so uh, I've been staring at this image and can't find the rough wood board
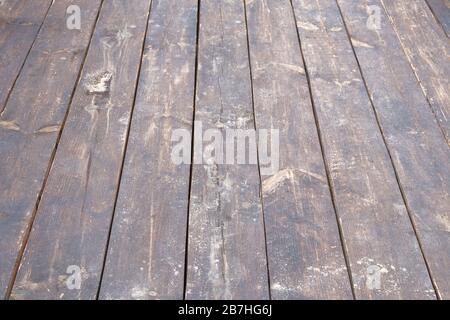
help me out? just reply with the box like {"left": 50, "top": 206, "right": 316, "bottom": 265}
{"left": 382, "top": 0, "right": 450, "bottom": 146}
{"left": 426, "top": 0, "right": 450, "bottom": 36}
{"left": 10, "top": 0, "right": 151, "bottom": 300}
{"left": 185, "top": 0, "right": 269, "bottom": 300}
{"left": 99, "top": 0, "right": 198, "bottom": 300}
{"left": 0, "top": 0, "right": 52, "bottom": 112}
{"left": 0, "top": 0, "right": 102, "bottom": 298}
{"left": 292, "top": 0, "right": 435, "bottom": 299}
{"left": 338, "top": 0, "right": 450, "bottom": 299}
{"left": 245, "top": 0, "right": 352, "bottom": 299}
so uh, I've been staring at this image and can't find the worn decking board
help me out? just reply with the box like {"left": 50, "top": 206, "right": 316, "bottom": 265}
{"left": 381, "top": 0, "right": 450, "bottom": 146}
{"left": 426, "top": 0, "right": 450, "bottom": 36}
{"left": 291, "top": 0, "right": 435, "bottom": 299}
{"left": 0, "top": 0, "right": 52, "bottom": 112}
{"left": 10, "top": 0, "right": 151, "bottom": 300}
{"left": 185, "top": 0, "right": 269, "bottom": 299}
{"left": 99, "top": 0, "right": 198, "bottom": 300}
{"left": 245, "top": 0, "right": 352, "bottom": 299}
{"left": 1, "top": 0, "right": 448, "bottom": 301}
{"left": 0, "top": 0, "right": 103, "bottom": 298}
{"left": 338, "top": 0, "right": 450, "bottom": 299}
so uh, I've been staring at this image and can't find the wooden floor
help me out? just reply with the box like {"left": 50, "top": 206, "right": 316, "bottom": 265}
{"left": 0, "top": 0, "right": 449, "bottom": 300}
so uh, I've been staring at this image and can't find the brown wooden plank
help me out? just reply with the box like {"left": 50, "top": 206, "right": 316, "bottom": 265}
{"left": 291, "top": 0, "right": 435, "bottom": 299}
{"left": 10, "top": 0, "right": 151, "bottom": 300}
{"left": 245, "top": 0, "right": 352, "bottom": 299}
{"left": 338, "top": 0, "right": 450, "bottom": 300}
{"left": 381, "top": 0, "right": 450, "bottom": 146}
{"left": 98, "top": 0, "right": 198, "bottom": 300}
{"left": 0, "top": 0, "right": 103, "bottom": 298}
{"left": 185, "top": 0, "right": 269, "bottom": 300}
{"left": 426, "top": 0, "right": 450, "bottom": 36}
{"left": 0, "top": 0, "right": 53, "bottom": 112}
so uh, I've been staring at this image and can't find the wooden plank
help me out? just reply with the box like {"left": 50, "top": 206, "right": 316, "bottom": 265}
{"left": 10, "top": 0, "right": 151, "bottom": 300}
{"left": 0, "top": 0, "right": 103, "bottom": 298}
{"left": 0, "top": 0, "right": 53, "bottom": 112}
{"left": 381, "top": 0, "right": 450, "bottom": 146}
{"left": 426, "top": 0, "right": 450, "bottom": 36}
{"left": 291, "top": 0, "right": 435, "bottom": 299}
{"left": 185, "top": 0, "right": 269, "bottom": 300}
{"left": 338, "top": 0, "right": 450, "bottom": 300}
{"left": 245, "top": 0, "right": 352, "bottom": 299}
{"left": 98, "top": 0, "right": 198, "bottom": 300}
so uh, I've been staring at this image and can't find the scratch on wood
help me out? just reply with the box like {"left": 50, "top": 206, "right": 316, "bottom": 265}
{"left": 297, "top": 21, "right": 320, "bottom": 31}
{"left": 351, "top": 38, "right": 374, "bottom": 48}
{"left": 0, "top": 120, "right": 20, "bottom": 131}
{"left": 274, "top": 62, "right": 305, "bottom": 74}
{"left": 262, "top": 168, "right": 326, "bottom": 194}
{"left": 35, "top": 125, "right": 61, "bottom": 134}
{"left": 330, "top": 27, "right": 342, "bottom": 32}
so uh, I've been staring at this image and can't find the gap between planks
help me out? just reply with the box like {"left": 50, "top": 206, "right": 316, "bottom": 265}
{"left": 0, "top": 0, "right": 53, "bottom": 115}
{"left": 242, "top": 0, "right": 272, "bottom": 300}
{"left": 183, "top": 0, "right": 202, "bottom": 300}
{"left": 95, "top": 0, "right": 155, "bottom": 300}
{"left": 288, "top": 0, "right": 356, "bottom": 299}
{"left": 334, "top": 0, "right": 439, "bottom": 299}
{"left": 4, "top": 0, "right": 106, "bottom": 300}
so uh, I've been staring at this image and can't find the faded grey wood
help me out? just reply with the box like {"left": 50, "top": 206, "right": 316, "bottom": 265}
{"left": 185, "top": 0, "right": 269, "bottom": 299}
{"left": 292, "top": 0, "right": 435, "bottom": 299}
{"left": 245, "top": 0, "right": 352, "bottom": 299}
{"left": 426, "top": 0, "right": 450, "bottom": 36}
{"left": 0, "top": 0, "right": 102, "bottom": 298}
{"left": 338, "top": 0, "right": 450, "bottom": 299}
{"left": 99, "top": 0, "right": 198, "bottom": 300}
{"left": 10, "top": 0, "right": 151, "bottom": 300}
{"left": 0, "top": 0, "right": 52, "bottom": 112}
{"left": 382, "top": 0, "right": 450, "bottom": 146}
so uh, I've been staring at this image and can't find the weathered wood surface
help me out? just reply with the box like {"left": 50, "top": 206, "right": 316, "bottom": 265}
{"left": 382, "top": 0, "right": 450, "bottom": 146}
{"left": 291, "top": 0, "right": 435, "bottom": 299}
{"left": 1, "top": 0, "right": 449, "bottom": 301}
{"left": 0, "top": 0, "right": 52, "bottom": 112}
{"left": 10, "top": 0, "right": 151, "bottom": 300}
{"left": 185, "top": 0, "right": 269, "bottom": 299}
{"left": 426, "top": 0, "right": 450, "bottom": 36}
{"left": 99, "top": 0, "right": 198, "bottom": 300}
{"left": 245, "top": 0, "right": 352, "bottom": 299}
{"left": 338, "top": 0, "right": 450, "bottom": 300}
{"left": 0, "top": 0, "right": 103, "bottom": 298}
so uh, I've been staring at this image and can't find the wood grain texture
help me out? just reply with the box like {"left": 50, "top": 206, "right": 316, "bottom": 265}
{"left": 426, "top": 0, "right": 450, "bottom": 36}
{"left": 292, "top": 0, "right": 435, "bottom": 299}
{"left": 245, "top": 0, "right": 352, "bottom": 299}
{"left": 0, "top": 0, "right": 102, "bottom": 298}
{"left": 381, "top": 0, "right": 450, "bottom": 146}
{"left": 338, "top": 0, "right": 450, "bottom": 300}
{"left": 10, "top": 0, "right": 151, "bottom": 300}
{"left": 99, "top": 0, "right": 198, "bottom": 300}
{"left": 0, "top": 0, "right": 52, "bottom": 112}
{"left": 185, "top": 0, "right": 269, "bottom": 300}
